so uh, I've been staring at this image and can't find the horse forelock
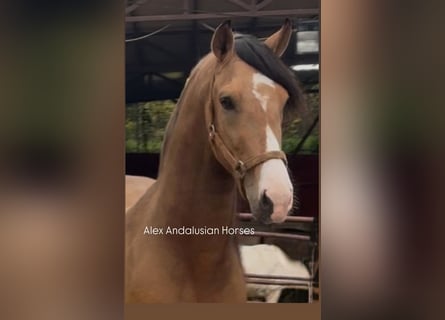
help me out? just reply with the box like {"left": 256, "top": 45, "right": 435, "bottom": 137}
{"left": 233, "top": 34, "right": 307, "bottom": 124}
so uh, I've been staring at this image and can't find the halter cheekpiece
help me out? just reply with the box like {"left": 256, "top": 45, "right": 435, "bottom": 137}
{"left": 205, "top": 64, "right": 288, "bottom": 199}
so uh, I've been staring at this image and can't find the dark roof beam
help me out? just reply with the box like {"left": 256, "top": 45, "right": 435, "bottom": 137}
{"left": 125, "top": 9, "right": 319, "bottom": 22}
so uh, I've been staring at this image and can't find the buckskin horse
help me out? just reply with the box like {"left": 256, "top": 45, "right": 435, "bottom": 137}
{"left": 125, "top": 19, "right": 306, "bottom": 303}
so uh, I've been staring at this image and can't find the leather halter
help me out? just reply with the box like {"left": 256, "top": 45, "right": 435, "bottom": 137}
{"left": 205, "top": 64, "right": 288, "bottom": 199}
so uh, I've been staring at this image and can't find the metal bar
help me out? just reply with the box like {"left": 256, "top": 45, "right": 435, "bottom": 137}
{"left": 125, "top": 0, "right": 148, "bottom": 15}
{"left": 125, "top": 24, "right": 171, "bottom": 43}
{"left": 255, "top": 0, "right": 274, "bottom": 11}
{"left": 237, "top": 213, "right": 314, "bottom": 223}
{"left": 228, "top": 0, "right": 252, "bottom": 11}
{"left": 246, "top": 279, "right": 310, "bottom": 286}
{"left": 200, "top": 22, "right": 216, "bottom": 31}
{"left": 251, "top": 231, "right": 311, "bottom": 241}
{"left": 126, "top": 9, "right": 319, "bottom": 22}
{"left": 245, "top": 273, "right": 313, "bottom": 281}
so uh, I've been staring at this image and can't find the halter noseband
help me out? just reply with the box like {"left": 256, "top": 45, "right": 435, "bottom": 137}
{"left": 205, "top": 65, "right": 288, "bottom": 199}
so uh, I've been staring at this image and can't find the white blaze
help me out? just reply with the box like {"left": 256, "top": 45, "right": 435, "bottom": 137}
{"left": 265, "top": 125, "right": 280, "bottom": 151}
{"left": 257, "top": 126, "right": 293, "bottom": 223}
{"left": 252, "top": 72, "right": 275, "bottom": 88}
{"left": 258, "top": 126, "right": 292, "bottom": 198}
{"left": 252, "top": 73, "right": 275, "bottom": 112}
{"left": 249, "top": 73, "right": 293, "bottom": 223}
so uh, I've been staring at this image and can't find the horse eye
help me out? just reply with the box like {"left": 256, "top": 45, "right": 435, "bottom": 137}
{"left": 219, "top": 96, "right": 235, "bottom": 110}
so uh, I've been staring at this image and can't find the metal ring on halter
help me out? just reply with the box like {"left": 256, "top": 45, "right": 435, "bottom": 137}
{"left": 209, "top": 124, "right": 216, "bottom": 138}
{"left": 235, "top": 160, "right": 247, "bottom": 178}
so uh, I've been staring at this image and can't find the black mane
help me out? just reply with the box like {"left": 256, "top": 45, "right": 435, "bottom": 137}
{"left": 234, "top": 33, "right": 307, "bottom": 123}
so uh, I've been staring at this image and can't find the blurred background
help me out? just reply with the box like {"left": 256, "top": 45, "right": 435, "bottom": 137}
{"left": 0, "top": 0, "right": 444, "bottom": 319}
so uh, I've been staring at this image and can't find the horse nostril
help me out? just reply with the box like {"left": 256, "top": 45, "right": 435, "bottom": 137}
{"left": 259, "top": 190, "right": 273, "bottom": 215}
{"left": 261, "top": 190, "right": 268, "bottom": 205}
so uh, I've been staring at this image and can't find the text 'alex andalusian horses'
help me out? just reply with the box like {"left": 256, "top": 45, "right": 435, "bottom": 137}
{"left": 125, "top": 19, "right": 306, "bottom": 303}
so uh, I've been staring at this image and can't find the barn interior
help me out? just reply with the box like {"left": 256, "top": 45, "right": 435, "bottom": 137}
{"left": 125, "top": 0, "right": 320, "bottom": 302}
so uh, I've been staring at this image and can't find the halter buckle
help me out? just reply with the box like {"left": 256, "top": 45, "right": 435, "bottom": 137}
{"left": 235, "top": 160, "right": 246, "bottom": 178}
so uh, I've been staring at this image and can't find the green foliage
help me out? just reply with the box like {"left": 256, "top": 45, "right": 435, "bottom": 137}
{"left": 126, "top": 89, "right": 319, "bottom": 154}
{"left": 282, "top": 87, "right": 319, "bottom": 154}
{"left": 126, "top": 100, "right": 175, "bottom": 153}
{"left": 282, "top": 118, "right": 302, "bottom": 153}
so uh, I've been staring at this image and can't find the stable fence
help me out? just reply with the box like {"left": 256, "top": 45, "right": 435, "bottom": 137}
{"left": 237, "top": 213, "right": 318, "bottom": 303}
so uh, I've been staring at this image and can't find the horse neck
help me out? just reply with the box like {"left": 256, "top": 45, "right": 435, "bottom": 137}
{"left": 154, "top": 58, "right": 237, "bottom": 228}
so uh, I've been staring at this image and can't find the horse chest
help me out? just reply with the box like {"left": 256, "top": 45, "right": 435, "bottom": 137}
{"left": 127, "top": 239, "right": 246, "bottom": 303}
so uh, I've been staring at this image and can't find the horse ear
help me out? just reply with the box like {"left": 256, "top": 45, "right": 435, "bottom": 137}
{"left": 211, "top": 20, "right": 234, "bottom": 62}
{"left": 264, "top": 18, "right": 293, "bottom": 57}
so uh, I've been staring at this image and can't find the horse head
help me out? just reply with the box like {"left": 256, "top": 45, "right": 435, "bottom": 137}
{"left": 207, "top": 19, "right": 305, "bottom": 224}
